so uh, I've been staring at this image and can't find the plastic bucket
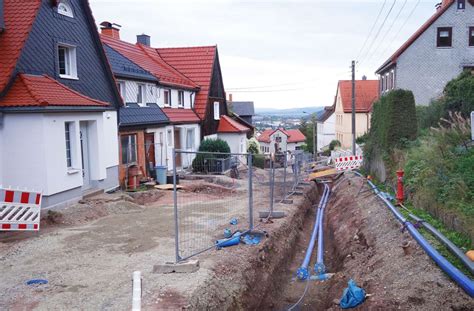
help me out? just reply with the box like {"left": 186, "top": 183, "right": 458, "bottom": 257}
{"left": 155, "top": 166, "right": 167, "bottom": 185}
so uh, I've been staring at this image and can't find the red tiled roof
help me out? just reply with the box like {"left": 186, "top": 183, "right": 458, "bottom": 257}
{"left": 162, "top": 107, "right": 200, "bottom": 123}
{"left": 257, "top": 128, "right": 306, "bottom": 143}
{"left": 376, "top": 0, "right": 455, "bottom": 73}
{"left": 0, "top": 0, "right": 41, "bottom": 93}
{"left": 217, "top": 115, "right": 250, "bottom": 133}
{"left": 101, "top": 35, "right": 198, "bottom": 89}
{"left": 286, "top": 129, "right": 306, "bottom": 143}
{"left": 0, "top": 74, "right": 109, "bottom": 107}
{"left": 337, "top": 80, "right": 379, "bottom": 113}
{"left": 157, "top": 46, "right": 217, "bottom": 119}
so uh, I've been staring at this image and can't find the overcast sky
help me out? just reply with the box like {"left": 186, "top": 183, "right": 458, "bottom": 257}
{"left": 89, "top": 0, "right": 437, "bottom": 109}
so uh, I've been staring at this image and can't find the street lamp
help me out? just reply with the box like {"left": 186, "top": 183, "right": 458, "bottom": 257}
{"left": 302, "top": 111, "right": 317, "bottom": 161}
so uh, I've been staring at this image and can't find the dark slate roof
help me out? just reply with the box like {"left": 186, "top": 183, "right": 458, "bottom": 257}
{"left": 0, "top": 0, "right": 5, "bottom": 31}
{"left": 119, "top": 106, "right": 169, "bottom": 127}
{"left": 230, "top": 101, "right": 255, "bottom": 117}
{"left": 103, "top": 44, "right": 158, "bottom": 82}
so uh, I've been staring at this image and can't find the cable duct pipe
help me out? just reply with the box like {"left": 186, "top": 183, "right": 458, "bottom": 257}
{"left": 408, "top": 213, "right": 474, "bottom": 275}
{"left": 315, "top": 184, "right": 330, "bottom": 275}
{"left": 296, "top": 185, "right": 328, "bottom": 280}
{"left": 355, "top": 172, "right": 474, "bottom": 297}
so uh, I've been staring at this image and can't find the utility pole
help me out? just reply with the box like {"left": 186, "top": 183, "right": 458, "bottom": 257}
{"left": 351, "top": 60, "right": 356, "bottom": 156}
{"left": 312, "top": 114, "right": 317, "bottom": 161}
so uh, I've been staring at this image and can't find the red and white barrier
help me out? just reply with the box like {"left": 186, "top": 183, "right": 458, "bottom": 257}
{"left": 0, "top": 188, "right": 42, "bottom": 231}
{"left": 334, "top": 155, "right": 363, "bottom": 171}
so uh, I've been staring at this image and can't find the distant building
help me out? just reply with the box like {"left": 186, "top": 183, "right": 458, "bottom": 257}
{"left": 257, "top": 128, "right": 306, "bottom": 153}
{"left": 316, "top": 105, "right": 335, "bottom": 151}
{"left": 376, "top": 0, "right": 474, "bottom": 105}
{"left": 228, "top": 95, "right": 255, "bottom": 125}
{"left": 334, "top": 80, "right": 378, "bottom": 149}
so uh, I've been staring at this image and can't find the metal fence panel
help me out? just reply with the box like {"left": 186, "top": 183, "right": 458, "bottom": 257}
{"left": 173, "top": 150, "right": 253, "bottom": 262}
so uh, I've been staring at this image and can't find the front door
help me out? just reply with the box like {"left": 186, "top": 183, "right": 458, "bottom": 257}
{"left": 174, "top": 128, "right": 182, "bottom": 167}
{"left": 145, "top": 133, "right": 156, "bottom": 178}
{"left": 80, "top": 122, "right": 91, "bottom": 190}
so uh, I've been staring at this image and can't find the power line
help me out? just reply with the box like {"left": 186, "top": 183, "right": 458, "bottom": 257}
{"left": 358, "top": 0, "right": 397, "bottom": 66}
{"left": 379, "top": 0, "right": 421, "bottom": 59}
{"left": 365, "top": 0, "right": 408, "bottom": 65}
{"left": 356, "top": 0, "right": 388, "bottom": 61}
{"left": 226, "top": 70, "right": 351, "bottom": 91}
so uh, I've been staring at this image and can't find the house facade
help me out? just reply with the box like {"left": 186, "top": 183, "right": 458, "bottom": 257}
{"left": 316, "top": 105, "right": 335, "bottom": 152}
{"left": 376, "top": 0, "right": 474, "bottom": 105}
{"left": 334, "top": 80, "right": 378, "bottom": 149}
{"left": 100, "top": 24, "right": 201, "bottom": 177}
{"left": 0, "top": 0, "right": 121, "bottom": 208}
{"left": 257, "top": 128, "right": 306, "bottom": 154}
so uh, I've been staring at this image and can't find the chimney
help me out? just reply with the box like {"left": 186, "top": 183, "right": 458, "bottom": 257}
{"left": 229, "top": 93, "right": 233, "bottom": 102}
{"left": 0, "top": 0, "right": 5, "bottom": 32}
{"left": 100, "top": 21, "right": 121, "bottom": 39}
{"left": 137, "top": 34, "right": 151, "bottom": 46}
{"left": 362, "top": 75, "right": 367, "bottom": 80}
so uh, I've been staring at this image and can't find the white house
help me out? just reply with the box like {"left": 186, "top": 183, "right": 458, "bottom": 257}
{"left": 376, "top": 0, "right": 474, "bottom": 105}
{"left": 316, "top": 105, "right": 336, "bottom": 152}
{"left": 0, "top": 0, "right": 122, "bottom": 208}
{"left": 257, "top": 128, "right": 306, "bottom": 154}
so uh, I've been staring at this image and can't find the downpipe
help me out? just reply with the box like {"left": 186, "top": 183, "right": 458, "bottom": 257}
{"left": 296, "top": 185, "right": 328, "bottom": 280}
{"left": 355, "top": 172, "right": 474, "bottom": 297}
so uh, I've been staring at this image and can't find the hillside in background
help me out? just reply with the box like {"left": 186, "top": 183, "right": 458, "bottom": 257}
{"left": 255, "top": 106, "right": 324, "bottom": 117}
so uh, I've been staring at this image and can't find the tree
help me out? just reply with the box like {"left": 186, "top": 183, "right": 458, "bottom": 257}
{"left": 247, "top": 137, "right": 260, "bottom": 154}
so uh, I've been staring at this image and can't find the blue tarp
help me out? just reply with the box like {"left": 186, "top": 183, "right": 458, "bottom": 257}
{"left": 340, "top": 279, "right": 366, "bottom": 309}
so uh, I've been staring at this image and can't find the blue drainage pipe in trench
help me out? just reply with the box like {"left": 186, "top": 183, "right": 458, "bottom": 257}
{"left": 296, "top": 185, "right": 329, "bottom": 280}
{"left": 354, "top": 171, "right": 474, "bottom": 297}
{"left": 315, "top": 184, "right": 331, "bottom": 275}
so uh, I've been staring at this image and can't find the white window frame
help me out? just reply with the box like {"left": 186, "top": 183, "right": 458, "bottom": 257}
{"left": 137, "top": 83, "right": 146, "bottom": 106}
{"left": 121, "top": 134, "right": 137, "bottom": 165}
{"left": 57, "top": 0, "right": 74, "bottom": 18}
{"left": 117, "top": 81, "right": 126, "bottom": 100}
{"left": 65, "top": 122, "right": 73, "bottom": 168}
{"left": 58, "top": 44, "right": 78, "bottom": 80}
{"left": 164, "top": 89, "right": 171, "bottom": 107}
{"left": 178, "top": 90, "right": 185, "bottom": 108}
{"left": 186, "top": 128, "right": 195, "bottom": 150}
{"left": 214, "top": 101, "right": 220, "bottom": 120}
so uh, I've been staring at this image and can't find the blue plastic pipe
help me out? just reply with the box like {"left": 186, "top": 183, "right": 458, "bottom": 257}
{"left": 296, "top": 185, "right": 328, "bottom": 280}
{"left": 315, "top": 184, "right": 330, "bottom": 275}
{"left": 355, "top": 172, "right": 474, "bottom": 297}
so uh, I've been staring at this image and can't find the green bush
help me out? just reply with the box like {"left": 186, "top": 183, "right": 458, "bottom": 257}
{"left": 364, "top": 89, "right": 417, "bottom": 164}
{"left": 192, "top": 138, "right": 231, "bottom": 172}
{"left": 329, "top": 140, "right": 341, "bottom": 151}
{"left": 252, "top": 154, "right": 265, "bottom": 169}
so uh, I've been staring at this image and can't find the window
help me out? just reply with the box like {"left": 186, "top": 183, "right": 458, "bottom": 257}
{"left": 458, "top": 0, "right": 466, "bottom": 10}
{"left": 117, "top": 81, "right": 126, "bottom": 99}
{"left": 121, "top": 135, "right": 137, "bottom": 164}
{"left": 186, "top": 128, "right": 195, "bottom": 149}
{"left": 57, "top": 0, "right": 74, "bottom": 18}
{"left": 190, "top": 93, "right": 194, "bottom": 108}
{"left": 275, "top": 136, "right": 282, "bottom": 143}
{"left": 58, "top": 44, "right": 77, "bottom": 79}
{"left": 178, "top": 91, "right": 185, "bottom": 107}
{"left": 469, "top": 27, "right": 474, "bottom": 47}
{"left": 164, "top": 89, "right": 171, "bottom": 106}
{"left": 437, "top": 27, "right": 452, "bottom": 47}
{"left": 65, "top": 122, "right": 73, "bottom": 168}
{"left": 137, "top": 84, "right": 146, "bottom": 105}
{"left": 213, "top": 101, "right": 220, "bottom": 120}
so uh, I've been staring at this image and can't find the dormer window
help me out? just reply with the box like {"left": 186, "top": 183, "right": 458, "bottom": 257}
{"left": 58, "top": 44, "right": 77, "bottom": 79}
{"left": 458, "top": 0, "right": 466, "bottom": 10}
{"left": 164, "top": 89, "right": 171, "bottom": 106}
{"left": 178, "top": 91, "right": 184, "bottom": 107}
{"left": 57, "top": 0, "right": 74, "bottom": 18}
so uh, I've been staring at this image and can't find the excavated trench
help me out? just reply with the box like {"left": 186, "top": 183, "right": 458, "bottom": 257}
{"left": 187, "top": 175, "right": 474, "bottom": 310}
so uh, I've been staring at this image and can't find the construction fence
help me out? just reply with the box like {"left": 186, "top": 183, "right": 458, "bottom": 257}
{"left": 172, "top": 149, "right": 313, "bottom": 262}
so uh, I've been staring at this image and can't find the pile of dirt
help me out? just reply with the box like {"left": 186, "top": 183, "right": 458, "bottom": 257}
{"left": 127, "top": 190, "right": 165, "bottom": 205}
{"left": 183, "top": 181, "right": 237, "bottom": 195}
